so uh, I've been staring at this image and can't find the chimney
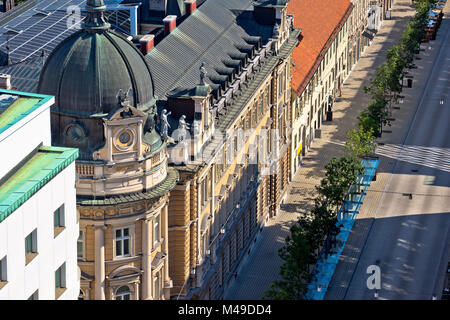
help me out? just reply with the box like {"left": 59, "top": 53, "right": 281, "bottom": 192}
{"left": 140, "top": 34, "right": 155, "bottom": 55}
{"left": 0, "top": 74, "right": 11, "bottom": 90}
{"left": 184, "top": 0, "right": 196, "bottom": 15}
{"left": 163, "top": 15, "right": 177, "bottom": 35}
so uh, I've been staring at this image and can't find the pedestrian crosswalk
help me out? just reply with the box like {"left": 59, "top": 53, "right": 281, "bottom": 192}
{"left": 375, "top": 144, "right": 450, "bottom": 173}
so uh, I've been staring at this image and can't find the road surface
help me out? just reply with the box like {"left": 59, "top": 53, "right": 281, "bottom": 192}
{"left": 325, "top": 14, "right": 450, "bottom": 300}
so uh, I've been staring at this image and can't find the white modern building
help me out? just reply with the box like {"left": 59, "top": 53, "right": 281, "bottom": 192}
{"left": 0, "top": 85, "right": 79, "bottom": 300}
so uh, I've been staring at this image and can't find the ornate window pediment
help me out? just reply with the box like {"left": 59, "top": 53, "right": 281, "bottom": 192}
{"left": 107, "top": 265, "right": 143, "bottom": 300}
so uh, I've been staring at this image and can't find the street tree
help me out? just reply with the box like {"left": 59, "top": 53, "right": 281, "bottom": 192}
{"left": 345, "top": 127, "right": 376, "bottom": 157}
{"left": 316, "top": 155, "right": 364, "bottom": 215}
{"left": 263, "top": 223, "right": 314, "bottom": 300}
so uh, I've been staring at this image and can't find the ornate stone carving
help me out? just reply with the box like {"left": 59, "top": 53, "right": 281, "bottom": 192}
{"left": 177, "top": 115, "right": 190, "bottom": 143}
{"left": 116, "top": 87, "right": 133, "bottom": 107}
{"left": 199, "top": 62, "right": 207, "bottom": 85}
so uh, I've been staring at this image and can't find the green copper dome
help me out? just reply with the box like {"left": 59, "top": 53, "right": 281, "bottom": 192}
{"left": 37, "top": 8, "right": 154, "bottom": 115}
{"left": 37, "top": 0, "right": 156, "bottom": 158}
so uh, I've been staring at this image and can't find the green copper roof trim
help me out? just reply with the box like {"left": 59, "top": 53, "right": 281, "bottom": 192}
{"left": 0, "top": 89, "right": 54, "bottom": 135}
{"left": 77, "top": 167, "right": 179, "bottom": 206}
{"left": 0, "top": 146, "right": 79, "bottom": 223}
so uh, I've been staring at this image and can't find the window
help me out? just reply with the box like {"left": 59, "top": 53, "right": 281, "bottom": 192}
{"left": 115, "top": 286, "right": 130, "bottom": 300}
{"left": 55, "top": 263, "right": 66, "bottom": 289}
{"left": 154, "top": 272, "right": 161, "bottom": 299}
{"left": 77, "top": 230, "right": 84, "bottom": 259}
{"left": 202, "top": 179, "right": 207, "bottom": 206}
{"left": 115, "top": 228, "right": 130, "bottom": 257}
{"left": 153, "top": 215, "right": 161, "bottom": 247}
{"left": 54, "top": 205, "right": 65, "bottom": 238}
{"left": 25, "top": 229, "right": 37, "bottom": 265}
{"left": 55, "top": 263, "right": 66, "bottom": 299}
{"left": 207, "top": 175, "right": 212, "bottom": 199}
{"left": 28, "top": 290, "right": 38, "bottom": 300}
{"left": 54, "top": 205, "right": 65, "bottom": 227}
{"left": 0, "top": 256, "right": 6, "bottom": 285}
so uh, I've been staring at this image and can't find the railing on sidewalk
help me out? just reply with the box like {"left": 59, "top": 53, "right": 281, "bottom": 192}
{"left": 304, "top": 157, "right": 380, "bottom": 300}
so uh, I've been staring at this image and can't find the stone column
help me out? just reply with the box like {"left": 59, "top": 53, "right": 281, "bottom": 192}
{"left": 137, "top": 120, "right": 143, "bottom": 160}
{"left": 133, "top": 281, "right": 140, "bottom": 300}
{"left": 196, "top": 179, "right": 202, "bottom": 264}
{"left": 141, "top": 218, "right": 152, "bottom": 300}
{"left": 162, "top": 203, "right": 171, "bottom": 299}
{"left": 108, "top": 126, "right": 113, "bottom": 163}
{"left": 210, "top": 165, "right": 216, "bottom": 234}
{"left": 162, "top": 204, "right": 170, "bottom": 283}
{"left": 94, "top": 225, "right": 106, "bottom": 300}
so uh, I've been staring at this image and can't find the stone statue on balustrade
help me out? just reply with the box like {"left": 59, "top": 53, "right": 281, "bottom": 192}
{"left": 177, "top": 115, "right": 190, "bottom": 143}
{"left": 160, "top": 109, "right": 171, "bottom": 141}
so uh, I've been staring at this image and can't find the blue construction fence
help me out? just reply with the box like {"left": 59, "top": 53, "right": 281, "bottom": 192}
{"left": 304, "top": 158, "right": 380, "bottom": 300}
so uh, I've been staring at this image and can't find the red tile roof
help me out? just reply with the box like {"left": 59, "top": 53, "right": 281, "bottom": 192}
{"left": 287, "top": 0, "right": 353, "bottom": 95}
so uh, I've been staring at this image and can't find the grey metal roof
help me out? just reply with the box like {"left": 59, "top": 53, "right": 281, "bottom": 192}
{"left": 0, "top": 0, "right": 86, "bottom": 64}
{"left": 0, "top": 0, "right": 132, "bottom": 66}
{"left": 145, "top": 0, "right": 274, "bottom": 101}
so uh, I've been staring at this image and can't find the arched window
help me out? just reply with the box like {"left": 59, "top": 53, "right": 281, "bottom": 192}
{"left": 115, "top": 286, "right": 131, "bottom": 300}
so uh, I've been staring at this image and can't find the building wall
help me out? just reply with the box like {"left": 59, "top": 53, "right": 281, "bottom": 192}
{"left": 0, "top": 96, "right": 53, "bottom": 179}
{"left": 291, "top": 15, "right": 350, "bottom": 179}
{"left": 167, "top": 14, "right": 297, "bottom": 299}
{"left": 348, "top": 0, "right": 370, "bottom": 69}
{"left": 0, "top": 163, "right": 79, "bottom": 300}
{"left": 77, "top": 196, "right": 171, "bottom": 300}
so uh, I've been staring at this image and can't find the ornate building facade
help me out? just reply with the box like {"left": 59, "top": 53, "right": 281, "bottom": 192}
{"left": 288, "top": 0, "right": 353, "bottom": 179}
{"left": 140, "top": 0, "right": 301, "bottom": 299}
{"left": 348, "top": 0, "right": 395, "bottom": 69}
{"left": 37, "top": 0, "right": 178, "bottom": 300}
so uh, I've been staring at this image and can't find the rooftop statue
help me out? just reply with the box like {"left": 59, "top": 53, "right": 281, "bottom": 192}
{"left": 116, "top": 87, "right": 133, "bottom": 107}
{"left": 177, "top": 115, "right": 190, "bottom": 143}
{"left": 199, "top": 62, "right": 207, "bottom": 85}
{"left": 160, "top": 109, "right": 172, "bottom": 140}
{"left": 273, "top": 23, "right": 280, "bottom": 37}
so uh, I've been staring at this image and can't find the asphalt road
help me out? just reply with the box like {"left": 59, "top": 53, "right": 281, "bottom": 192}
{"left": 326, "top": 18, "right": 450, "bottom": 300}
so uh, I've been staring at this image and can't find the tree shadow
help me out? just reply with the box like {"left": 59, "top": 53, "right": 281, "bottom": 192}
{"left": 325, "top": 212, "right": 450, "bottom": 300}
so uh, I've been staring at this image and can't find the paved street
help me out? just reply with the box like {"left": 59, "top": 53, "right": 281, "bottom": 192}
{"left": 224, "top": 0, "right": 429, "bottom": 300}
{"left": 326, "top": 4, "right": 450, "bottom": 300}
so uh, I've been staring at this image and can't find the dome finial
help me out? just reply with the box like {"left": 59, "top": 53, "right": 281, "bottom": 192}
{"left": 83, "top": 0, "right": 111, "bottom": 32}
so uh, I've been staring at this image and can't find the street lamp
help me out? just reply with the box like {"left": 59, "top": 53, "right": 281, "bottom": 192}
{"left": 379, "top": 117, "right": 383, "bottom": 137}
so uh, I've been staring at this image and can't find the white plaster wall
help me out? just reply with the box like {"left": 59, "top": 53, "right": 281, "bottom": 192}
{"left": 0, "top": 98, "right": 52, "bottom": 179}
{"left": 290, "top": 100, "right": 308, "bottom": 180}
{"left": 0, "top": 163, "right": 79, "bottom": 300}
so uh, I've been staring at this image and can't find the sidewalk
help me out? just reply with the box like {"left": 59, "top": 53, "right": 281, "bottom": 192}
{"left": 223, "top": 0, "right": 427, "bottom": 300}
